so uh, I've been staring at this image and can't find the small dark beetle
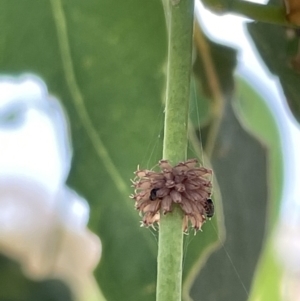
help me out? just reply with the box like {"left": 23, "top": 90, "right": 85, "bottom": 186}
{"left": 150, "top": 188, "right": 160, "bottom": 201}
{"left": 205, "top": 198, "right": 214, "bottom": 218}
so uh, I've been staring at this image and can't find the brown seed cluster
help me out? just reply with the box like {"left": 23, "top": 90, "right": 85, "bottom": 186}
{"left": 130, "top": 159, "right": 213, "bottom": 232}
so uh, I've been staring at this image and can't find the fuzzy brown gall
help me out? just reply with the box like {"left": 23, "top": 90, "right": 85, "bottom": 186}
{"left": 130, "top": 159, "right": 213, "bottom": 232}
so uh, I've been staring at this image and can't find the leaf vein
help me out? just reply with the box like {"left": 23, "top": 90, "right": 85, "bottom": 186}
{"left": 50, "top": 0, "right": 128, "bottom": 197}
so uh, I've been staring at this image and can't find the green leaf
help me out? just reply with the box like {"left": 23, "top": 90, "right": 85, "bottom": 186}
{"left": 191, "top": 98, "right": 269, "bottom": 301}
{"left": 247, "top": 15, "right": 300, "bottom": 123}
{"left": 0, "top": 0, "right": 217, "bottom": 300}
{"left": 234, "top": 77, "right": 284, "bottom": 301}
{"left": 191, "top": 34, "right": 278, "bottom": 300}
{"left": 181, "top": 30, "right": 238, "bottom": 300}
{"left": 1, "top": 0, "right": 166, "bottom": 300}
{"left": 234, "top": 77, "right": 284, "bottom": 226}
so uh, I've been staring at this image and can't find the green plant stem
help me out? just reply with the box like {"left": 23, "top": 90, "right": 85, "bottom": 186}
{"left": 157, "top": 0, "right": 194, "bottom": 300}
{"left": 201, "top": 0, "right": 288, "bottom": 26}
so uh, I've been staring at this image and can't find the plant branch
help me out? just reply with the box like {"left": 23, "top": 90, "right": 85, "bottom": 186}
{"left": 157, "top": 0, "right": 194, "bottom": 300}
{"left": 194, "top": 23, "right": 224, "bottom": 158}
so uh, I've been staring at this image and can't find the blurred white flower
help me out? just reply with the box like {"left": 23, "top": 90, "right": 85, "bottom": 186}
{"left": 0, "top": 75, "right": 105, "bottom": 301}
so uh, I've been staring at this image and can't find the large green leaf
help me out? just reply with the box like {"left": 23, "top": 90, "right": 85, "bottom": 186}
{"left": 191, "top": 98, "right": 268, "bottom": 301}
{"left": 0, "top": 1, "right": 219, "bottom": 300}
{"left": 187, "top": 31, "right": 283, "bottom": 300}
{"left": 188, "top": 75, "right": 284, "bottom": 300}
{"left": 234, "top": 77, "right": 284, "bottom": 301}
{"left": 235, "top": 77, "right": 284, "bottom": 226}
{"left": 1, "top": 0, "right": 166, "bottom": 300}
{"left": 180, "top": 30, "right": 238, "bottom": 300}
{"left": 247, "top": 0, "right": 300, "bottom": 123}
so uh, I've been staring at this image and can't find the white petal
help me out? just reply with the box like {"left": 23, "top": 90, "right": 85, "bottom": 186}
{"left": 0, "top": 74, "right": 72, "bottom": 193}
